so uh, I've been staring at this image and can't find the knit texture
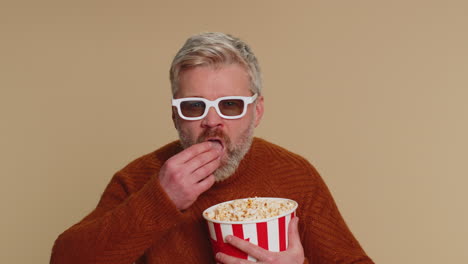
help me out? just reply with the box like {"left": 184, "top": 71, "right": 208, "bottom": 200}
{"left": 51, "top": 138, "right": 374, "bottom": 264}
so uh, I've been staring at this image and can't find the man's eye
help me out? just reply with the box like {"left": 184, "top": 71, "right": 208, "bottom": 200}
{"left": 189, "top": 102, "right": 204, "bottom": 108}
{"left": 222, "top": 100, "right": 239, "bottom": 107}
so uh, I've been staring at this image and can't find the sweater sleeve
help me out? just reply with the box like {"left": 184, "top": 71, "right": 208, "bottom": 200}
{"left": 300, "top": 162, "right": 374, "bottom": 264}
{"left": 50, "top": 169, "right": 185, "bottom": 264}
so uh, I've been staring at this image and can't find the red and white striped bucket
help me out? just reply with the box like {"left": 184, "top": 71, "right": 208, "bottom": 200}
{"left": 203, "top": 198, "right": 297, "bottom": 262}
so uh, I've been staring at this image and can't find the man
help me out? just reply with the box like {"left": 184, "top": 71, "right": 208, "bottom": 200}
{"left": 51, "top": 32, "right": 373, "bottom": 264}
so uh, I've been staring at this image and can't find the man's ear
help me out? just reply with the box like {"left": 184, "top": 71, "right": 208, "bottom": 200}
{"left": 254, "top": 95, "right": 264, "bottom": 127}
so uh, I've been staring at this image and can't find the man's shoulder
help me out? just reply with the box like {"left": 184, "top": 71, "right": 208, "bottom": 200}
{"left": 95, "top": 140, "right": 181, "bottom": 196}
{"left": 118, "top": 140, "right": 182, "bottom": 174}
{"left": 252, "top": 137, "right": 311, "bottom": 164}
{"left": 250, "top": 138, "right": 324, "bottom": 194}
{"left": 251, "top": 137, "right": 319, "bottom": 175}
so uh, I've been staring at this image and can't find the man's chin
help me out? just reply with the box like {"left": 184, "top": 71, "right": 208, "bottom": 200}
{"left": 212, "top": 148, "right": 245, "bottom": 182}
{"left": 213, "top": 166, "right": 235, "bottom": 182}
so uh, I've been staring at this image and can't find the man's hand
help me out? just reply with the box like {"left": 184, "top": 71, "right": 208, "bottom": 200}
{"left": 159, "top": 141, "right": 222, "bottom": 210}
{"left": 216, "top": 217, "right": 305, "bottom": 264}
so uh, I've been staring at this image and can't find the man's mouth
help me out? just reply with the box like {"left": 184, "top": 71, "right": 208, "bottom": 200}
{"left": 207, "top": 138, "right": 224, "bottom": 151}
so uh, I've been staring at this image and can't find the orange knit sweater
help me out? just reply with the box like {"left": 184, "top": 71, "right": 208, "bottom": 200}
{"left": 51, "top": 138, "right": 373, "bottom": 264}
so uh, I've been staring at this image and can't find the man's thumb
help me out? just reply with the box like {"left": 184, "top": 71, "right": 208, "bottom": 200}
{"left": 288, "top": 217, "right": 302, "bottom": 249}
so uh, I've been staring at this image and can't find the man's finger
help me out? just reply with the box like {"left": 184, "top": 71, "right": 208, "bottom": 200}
{"left": 195, "top": 174, "right": 215, "bottom": 194}
{"left": 224, "top": 235, "right": 269, "bottom": 261}
{"left": 287, "top": 217, "right": 302, "bottom": 250}
{"left": 184, "top": 148, "right": 221, "bottom": 177}
{"left": 192, "top": 156, "right": 221, "bottom": 182}
{"left": 215, "top": 252, "right": 250, "bottom": 264}
{"left": 172, "top": 141, "right": 217, "bottom": 164}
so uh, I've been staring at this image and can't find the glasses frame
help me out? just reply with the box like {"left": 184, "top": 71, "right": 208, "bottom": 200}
{"left": 172, "top": 93, "right": 258, "bottom": 121}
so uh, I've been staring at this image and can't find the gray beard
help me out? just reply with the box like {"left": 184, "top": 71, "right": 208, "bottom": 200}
{"left": 176, "top": 120, "right": 255, "bottom": 182}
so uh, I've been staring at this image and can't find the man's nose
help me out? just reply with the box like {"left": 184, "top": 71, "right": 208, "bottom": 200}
{"left": 201, "top": 106, "right": 223, "bottom": 128}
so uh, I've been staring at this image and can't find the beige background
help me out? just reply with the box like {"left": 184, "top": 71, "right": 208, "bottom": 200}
{"left": 1, "top": 0, "right": 467, "bottom": 263}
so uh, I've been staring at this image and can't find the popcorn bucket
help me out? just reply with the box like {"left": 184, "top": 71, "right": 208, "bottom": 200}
{"left": 202, "top": 197, "right": 298, "bottom": 262}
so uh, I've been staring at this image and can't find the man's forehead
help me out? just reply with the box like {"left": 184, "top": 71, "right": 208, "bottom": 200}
{"left": 176, "top": 64, "right": 252, "bottom": 98}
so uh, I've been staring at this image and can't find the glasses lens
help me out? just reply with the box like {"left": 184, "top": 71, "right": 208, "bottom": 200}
{"left": 218, "top": 99, "right": 245, "bottom": 116}
{"left": 180, "top": 100, "right": 206, "bottom": 117}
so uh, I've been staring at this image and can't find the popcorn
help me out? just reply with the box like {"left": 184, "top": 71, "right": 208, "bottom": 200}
{"left": 203, "top": 197, "right": 298, "bottom": 261}
{"left": 204, "top": 197, "right": 297, "bottom": 222}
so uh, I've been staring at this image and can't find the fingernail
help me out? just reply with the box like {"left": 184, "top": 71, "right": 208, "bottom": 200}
{"left": 225, "top": 235, "right": 232, "bottom": 242}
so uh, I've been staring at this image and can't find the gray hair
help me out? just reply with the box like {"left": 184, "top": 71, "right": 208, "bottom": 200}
{"left": 169, "top": 32, "right": 262, "bottom": 96}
